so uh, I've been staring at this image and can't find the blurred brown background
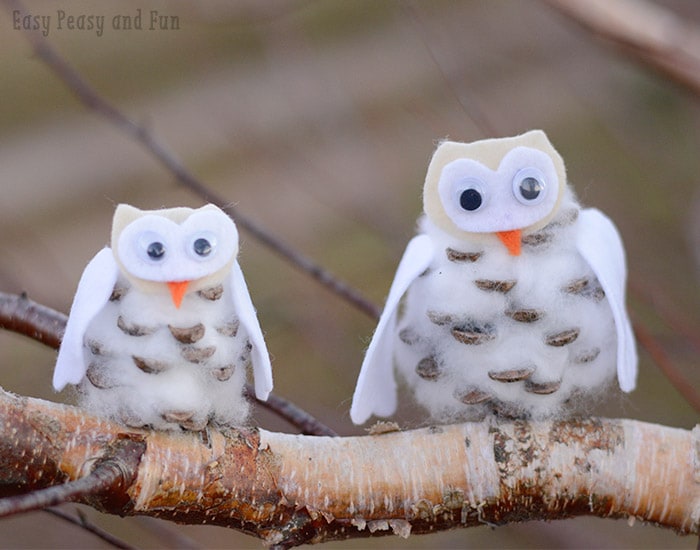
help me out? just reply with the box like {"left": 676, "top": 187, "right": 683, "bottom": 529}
{"left": 0, "top": 0, "right": 698, "bottom": 548}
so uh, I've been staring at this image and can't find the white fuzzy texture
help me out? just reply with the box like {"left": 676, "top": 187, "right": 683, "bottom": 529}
{"left": 352, "top": 189, "right": 635, "bottom": 425}
{"left": 78, "top": 276, "right": 252, "bottom": 430}
{"left": 396, "top": 193, "right": 618, "bottom": 421}
{"left": 351, "top": 132, "right": 636, "bottom": 425}
{"left": 54, "top": 204, "right": 273, "bottom": 431}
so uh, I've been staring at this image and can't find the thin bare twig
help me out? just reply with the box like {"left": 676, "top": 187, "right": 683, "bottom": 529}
{"left": 45, "top": 507, "right": 139, "bottom": 550}
{"left": 0, "top": 292, "right": 65, "bottom": 349}
{"left": 245, "top": 384, "right": 338, "bottom": 437}
{"left": 628, "top": 280, "right": 700, "bottom": 412}
{"left": 545, "top": 0, "right": 700, "bottom": 98}
{"left": 0, "top": 436, "right": 145, "bottom": 517}
{"left": 633, "top": 318, "right": 700, "bottom": 414}
{"left": 134, "top": 517, "right": 201, "bottom": 550}
{"left": 629, "top": 279, "right": 700, "bottom": 356}
{"left": 402, "top": 1, "right": 500, "bottom": 138}
{"left": 0, "top": 291, "right": 338, "bottom": 436}
{"left": 1, "top": 0, "right": 380, "bottom": 321}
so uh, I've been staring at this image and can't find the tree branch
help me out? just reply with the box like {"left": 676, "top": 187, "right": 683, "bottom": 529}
{"left": 0, "top": 291, "right": 336, "bottom": 437}
{"left": 0, "top": 292, "right": 65, "bottom": 350}
{"left": 0, "top": 389, "right": 697, "bottom": 547}
{"left": 544, "top": 0, "right": 700, "bottom": 97}
{"left": 0, "top": 434, "right": 145, "bottom": 517}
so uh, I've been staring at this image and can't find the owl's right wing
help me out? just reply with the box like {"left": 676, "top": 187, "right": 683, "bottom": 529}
{"left": 576, "top": 208, "right": 638, "bottom": 392}
{"left": 229, "top": 260, "right": 273, "bottom": 402}
{"left": 350, "top": 234, "right": 434, "bottom": 425}
{"left": 53, "top": 247, "right": 119, "bottom": 391}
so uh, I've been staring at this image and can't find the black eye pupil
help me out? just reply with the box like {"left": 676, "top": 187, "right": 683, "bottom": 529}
{"left": 459, "top": 188, "right": 482, "bottom": 211}
{"left": 519, "top": 177, "right": 542, "bottom": 200}
{"left": 147, "top": 242, "right": 165, "bottom": 260}
{"left": 193, "top": 238, "right": 212, "bottom": 257}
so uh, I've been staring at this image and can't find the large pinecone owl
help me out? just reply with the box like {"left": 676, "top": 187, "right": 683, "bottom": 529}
{"left": 351, "top": 130, "right": 637, "bottom": 424}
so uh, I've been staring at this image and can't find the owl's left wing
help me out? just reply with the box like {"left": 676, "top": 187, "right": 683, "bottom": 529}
{"left": 576, "top": 208, "right": 637, "bottom": 392}
{"left": 53, "top": 247, "right": 119, "bottom": 391}
{"left": 230, "top": 260, "right": 273, "bottom": 401}
{"left": 350, "top": 234, "right": 435, "bottom": 425}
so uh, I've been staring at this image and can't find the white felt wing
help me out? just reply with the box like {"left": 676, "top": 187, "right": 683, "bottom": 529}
{"left": 576, "top": 208, "right": 638, "bottom": 392}
{"left": 53, "top": 247, "right": 119, "bottom": 391}
{"left": 230, "top": 260, "right": 273, "bottom": 401}
{"left": 350, "top": 234, "right": 435, "bottom": 424}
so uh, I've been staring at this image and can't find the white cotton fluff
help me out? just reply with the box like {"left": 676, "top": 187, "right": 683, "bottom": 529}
{"left": 53, "top": 204, "right": 273, "bottom": 432}
{"left": 394, "top": 193, "right": 617, "bottom": 422}
{"left": 78, "top": 277, "right": 252, "bottom": 430}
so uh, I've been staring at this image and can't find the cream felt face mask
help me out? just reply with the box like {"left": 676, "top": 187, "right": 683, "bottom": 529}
{"left": 424, "top": 130, "right": 567, "bottom": 254}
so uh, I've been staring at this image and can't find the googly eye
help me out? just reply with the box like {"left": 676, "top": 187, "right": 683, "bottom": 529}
{"left": 193, "top": 237, "right": 212, "bottom": 257}
{"left": 455, "top": 179, "right": 486, "bottom": 212}
{"left": 460, "top": 188, "right": 482, "bottom": 211}
{"left": 136, "top": 231, "right": 168, "bottom": 263}
{"left": 512, "top": 167, "right": 546, "bottom": 205}
{"left": 147, "top": 241, "right": 165, "bottom": 260}
{"left": 187, "top": 232, "right": 218, "bottom": 261}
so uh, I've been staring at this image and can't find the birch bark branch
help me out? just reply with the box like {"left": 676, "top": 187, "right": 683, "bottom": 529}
{"left": 0, "top": 388, "right": 697, "bottom": 548}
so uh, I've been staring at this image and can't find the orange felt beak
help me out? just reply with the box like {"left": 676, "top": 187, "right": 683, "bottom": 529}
{"left": 166, "top": 280, "right": 190, "bottom": 309}
{"left": 496, "top": 229, "right": 522, "bottom": 256}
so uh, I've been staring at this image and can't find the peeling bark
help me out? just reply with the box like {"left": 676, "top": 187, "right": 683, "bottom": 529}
{"left": 0, "top": 389, "right": 697, "bottom": 547}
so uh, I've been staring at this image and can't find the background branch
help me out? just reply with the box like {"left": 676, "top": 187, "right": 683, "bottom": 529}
{"left": 44, "top": 508, "right": 137, "bottom": 550}
{"left": 545, "top": 0, "right": 700, "bottom": 97}
{"left": 632, "top": 317, "right": 700, "bottom": 414}
{"left": 0, "top": 292, "right": 65, "bottom": 350}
